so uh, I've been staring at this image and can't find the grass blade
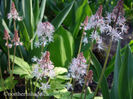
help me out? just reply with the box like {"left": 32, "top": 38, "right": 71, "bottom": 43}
{"left": 52, "top": 1, "right": 74, "bottom": 29}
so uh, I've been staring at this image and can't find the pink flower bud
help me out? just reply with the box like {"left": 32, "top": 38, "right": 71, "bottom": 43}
{"left": 3, "top": 30, "right": 10, "bottom": 40}
{"left": 12, "top": 30, "right": 22, "bottom": 46}
{"left": 96, "top": 5, "right": 103, "bottom": 19}
{"left": 86, "top": 70, "right": 93, "bottom": 85}
{"left": 12, "top": 30, "right": 20, "bottom": 43}
{"left": 8, "top": 2, "right": 22, "bottom": 21}
{"left": 84, "top": 16, "right": 89, "bottom": 27}
{"left": 112, "top": 0, "right": 124, "bottom": 18}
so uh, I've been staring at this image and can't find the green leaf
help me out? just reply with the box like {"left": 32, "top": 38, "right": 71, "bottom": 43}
{"left": 118, "top": 45, "right": 133, "bottom": 99}
{"left": 53, "top": 88, "right": 70, "bottom": 99}
{"left": 10, "top": 55, "right": 31, "bottom": 77}
{"left": 105, "top": 40, "right": 133, "bottom": 78}
{"left": 52, "top": 1, "right": 74, "bottom": 29}
{"left": 19, "top": 22, "right": 31, "bottom": 50}
{"left": 33, "top": 0, "right": 39, "bottom": 25}
{"left": 22, "top": 0, "right": 34, "bottom": 38}
{"left": 56, "top": 27, "right": 74, "bottom": 66}
{"left": 73, "top": 1, "right": 92, "bottom": 37}
{"left": 46, "top": 0, "right": 60, "bottom": 15}
{"left": 94, "top": 97, "right": 103, "bottom": 99}
{"left": 4, "top": 76, "right": 17, "bottom": 89}
{"left": 71, "top": 93, "right": 95, "bottom": 99}
{"left": 54, "top": 67, "right": 68, "bottom": 76}
{"left": 104, "top": 56, "right": 115, "bottom": 78}
{"left": 64, "top": 0, "right": 92, "bottom": 38}
{"left": 13, "top": 66, "right": 32, "bottom": 78}
{"left": 49, "top": 27, "right": 74, "bottom": 67}
{"left": 39, "top": 0, "right": 46, "bottom": 22}
{"left": 0, "top": 54, "right": 7, "bottom": 71}
{"left": 56, "top": 75, "right": 70, "bottom": 80}
{"left": 49, "top": 35, "right": 67, "bottom": 67}
{"left": 50, "top": 80, "right": 65, "bottom": 90}
{"left": 13, "top": 66, "right": 28, "bottom": 75}
{"left": 129, "top": 40, "right": 133, "bottom": 53}
{"left": 0, "top": 76, "right": 17, "bottom": 91}
{"left": 10, "top": 55, "right": 30, "bottom": 70}
{"left": 111, "top": 41, "right": 121, "bottom": 99}
{"left": 90, "top": 50, "right": 110, "bottom": 99}
{"left": 48, "top": 79, "right": 68, "bottom": 96}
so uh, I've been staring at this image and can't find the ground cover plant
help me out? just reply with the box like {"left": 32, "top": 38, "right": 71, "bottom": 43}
{"left": 0, "top": 0, "right": 133, "bottom": 99}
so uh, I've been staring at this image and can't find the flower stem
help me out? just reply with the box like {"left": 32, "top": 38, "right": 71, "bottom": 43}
{"left": 93, "top": 40, "right": 112, "bottom": 98}
{"left": 80, "top": 77, "right": 87, "bottom": 99}
{"left": 33, "top": 79, "right": 38, "bottom": 99}
{"left": 71, "top": 79, "right": 75, "bottom": 99}
{"left": 30, "top": 79, "right": 34, "bottom": 99}
{"left": 80, "top": 43, "right": 93, "bottom": 99}
{"left": 25, "top": 79, "right": 28, "bottom": 99}
{"left": 7, "top": 40, "right": 11, "bottom": 74}
{"left": 0, "top": 67, "right": 8, "bottom": 99}
{"left": 10, "top": 43, "right": 16, "bottom": 99}
{"left": 80, "top": 56, "right": 91, "bottom": 99}
{"left": 47, "top": 78, "right": 51, "bottom": 83}
{"left": 30, "top": 33, "right": 37, "bottom": 49}
{"left": 10, "top": 19, "right": 18, "bottom": 99}
{"left": 41, "top": 43, "right": 44, "bottom": 52}
{"left": 84, "top": 87, "right": 88, "bottom": 99}
{"left": 11, "top": 45, "right": 16, "bottom": 76}
{"left": 18, "top": 46, "right": 24, "bottom": 59}
{"left": 78, "top": 31, "right": 84, "bottom": 55}
{"left": 12, "top": 19, "right": 17, "bottom": 77}
{"left": 81, "top": 62, "right": 91, "bottom": 99}
{"left": 18, "top": 46, "right": 27, "bottom": 99}
{"left": 34, "top": 80, "right": 38, "bottom": 93}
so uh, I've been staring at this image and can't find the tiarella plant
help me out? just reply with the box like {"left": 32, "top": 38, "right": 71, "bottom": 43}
{"left": 67, "top": 52, "right": 93, "bottom": 99}
{"left": 85, "top": 5, "right": 104, "bottom": 50}
{"left": 32, "top": 51, "right": 55, "bottom": 95}
{"left": 0, "top": 0, "right": 133, "bottom": 99}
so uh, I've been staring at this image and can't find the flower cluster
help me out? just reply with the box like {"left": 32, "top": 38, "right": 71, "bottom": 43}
{"left": 82, "top": 0, "right": 128, "bottom": 50}
{"left": 32, "top": 51, "right": 55, "bottom": 94}
{"left": 90, "top": 31, "right": 104, "bottom": 50}
{"left": 32, "top": 51, "right": 55, "bottom": 79}
{"left": 83, "top": 5, "right": 104, "bottom": 50}
{"left": 86, "top": 5, "right": 104, "bottom": 30}
{"left": 8, "top": 2, "right": 22, "bottom": 21}
{"left": 35, "top": 22, "right": 54, "bottom": 48}
{"left": 39, "top": 82, "right": 50, "bottom": 94}
{"left": 101, "top": 0, "right": 128, "bottom": 41}
{"left": 68, "top": 53, "right": 87, "bottom": 85}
